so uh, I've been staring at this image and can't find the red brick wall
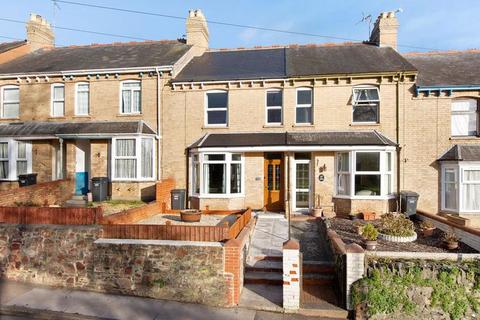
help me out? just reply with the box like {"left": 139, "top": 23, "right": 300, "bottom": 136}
{"left": 156, "top": 178, "right": 176, "bottom": 212}
{"left": 0, "top": 179, "right": 74, "bottom": 207}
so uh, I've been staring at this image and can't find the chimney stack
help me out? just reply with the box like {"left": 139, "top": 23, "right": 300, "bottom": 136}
{"left": 369, "top": 11, "right": 399, "bottom": 50}
{"left": 186, "top": 9, "right": 209, "bottom": 56}
{"left": 26, "top": 13, "right": 54, "bottom": 51}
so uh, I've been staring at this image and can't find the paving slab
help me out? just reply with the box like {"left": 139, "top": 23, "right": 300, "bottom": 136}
{"left": 248, "top": 215, "right": 288, "bottom": 264}
{"left": 239, "top": 284, "right": 283, "bottom": 312}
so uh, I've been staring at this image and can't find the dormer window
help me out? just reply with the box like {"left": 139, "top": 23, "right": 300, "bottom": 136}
{"left": 352, "top": 86, "right": 380, "bottom": 123}
{"left": 1, "top": 85, "right": 19, "bottom": 119}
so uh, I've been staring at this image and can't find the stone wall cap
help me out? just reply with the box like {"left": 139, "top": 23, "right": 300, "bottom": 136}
{"left": 283, "top": 239, "right": 300, "bottom": 250}
{"left": 95, "top": 238, "right": 223, "bottom": 247}
{"left": 345, "top": 243, "right": 365, "bottom": 253}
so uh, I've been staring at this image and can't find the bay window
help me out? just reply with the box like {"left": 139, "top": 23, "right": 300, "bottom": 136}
{"left": 266, "top": 89, "right": 283, "bottom": 125}
{"left": 1, "top": 85, "right": 19, "bottom": 119}
{"left": 335, "top": 150, "right": 393, "bottom": 198}
{"left": 451, "top": 99, "right": 478, "bottom": 136}
{"left": 75, "top": 82, "right": 89, "bottom": 115}
{"left": 112, "top": 136, "right": 155, "bottom": 181}
{"left": 121, "top": 81, "right": 141, "bottom": 114}
{"left": 191, "top": 152, "right": 244, "bottom": 196}
{"left": 0, "top": 140, "right": 32, "bottom": 180}
{"left": 442, "top": 164, "right": 480, "bottom": 212}
{"left": 352, "top": 86, "right": 380, "bottom": 123}
{"left": 205, "top": 90, "right": 228, "bottom": 126}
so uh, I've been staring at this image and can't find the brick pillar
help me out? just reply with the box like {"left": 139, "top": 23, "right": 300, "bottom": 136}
{"left": 224, "top": 239, "right": 241, "bottom": 306}
{"left": 283, "top": 239, "right": 300, "bottom": 312}
{"left": 345, "top": 243, "right": 365, "bottom": 310}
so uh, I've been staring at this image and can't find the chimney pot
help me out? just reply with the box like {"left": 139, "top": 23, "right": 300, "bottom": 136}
{"left": 26, "top": 13, "right": 54, "bottom": 52}
{"left": 369, "top": 11, "right": 399, "bottom": 50}
{"left": 186, "top": 9, "right": 209, "bottom": 56}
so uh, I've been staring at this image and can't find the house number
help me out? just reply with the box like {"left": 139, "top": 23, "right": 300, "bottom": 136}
{"left": 318, "top": 174, "right": 325, "bottom": 182}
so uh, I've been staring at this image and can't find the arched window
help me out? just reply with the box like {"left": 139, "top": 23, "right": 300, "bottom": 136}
{"left": 352, "top": 85, "right": 380, "bottom": 123}
{"left": 451, "top": 98, "right": 478, "bottom": 136}
{"left": 1, "top": 85, "right": 19, "bottom": 119}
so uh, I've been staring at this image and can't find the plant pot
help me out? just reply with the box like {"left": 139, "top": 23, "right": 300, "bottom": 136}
{"left": 180, "top": 209, "right": 202, "bottom": 223}
{"left": 362, "top": 211, "right": 376, "bottom": 221}
{"left": 445, "top": 240, "right": 459, "bottom": 250}
{"left": 365, "top": 240, "right": 377, "bottom": 251}
{"left": 421, "top": 227, "right": 435, "bottom": 237}
{"left": 310, "top": 208, "right": 323, "bottom": 217}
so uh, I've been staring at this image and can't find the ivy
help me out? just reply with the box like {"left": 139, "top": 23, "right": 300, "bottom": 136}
{"left": 352, "top": 259, "right": 480, "bottom": 320}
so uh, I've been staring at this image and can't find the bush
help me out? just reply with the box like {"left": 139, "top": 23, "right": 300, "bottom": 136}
{"left": 380, "top": 213, "right": 415, "bottom": 237}
{"left": 362, "top": 223, "right": 378, "bottom": 241}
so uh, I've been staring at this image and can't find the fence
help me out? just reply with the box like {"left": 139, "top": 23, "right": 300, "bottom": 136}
{"left": 228, "top": 208, "right": 252, "bottom": 239}
{"left": 0, "top": 206, "right": 102, "bottom": 225}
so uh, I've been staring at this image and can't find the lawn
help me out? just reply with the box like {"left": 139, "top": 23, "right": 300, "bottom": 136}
{"left": 90, "top": 199, "right": 147, "bottom": 216}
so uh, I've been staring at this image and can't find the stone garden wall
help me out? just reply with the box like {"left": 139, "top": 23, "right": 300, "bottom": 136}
{"left": 0, "top": 223, "right": 230, "bottom": 306}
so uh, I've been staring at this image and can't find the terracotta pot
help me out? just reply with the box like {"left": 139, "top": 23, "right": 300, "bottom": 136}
{"left": 362, "top": 211, "right": 376, "bottom": 221}
{"left": 446, "top": 241, "right": 459, "bottom": 250}
{"left": 310, "top": 208, "right": 323, "bottom": 217}
{"left": 421, "top": 227, "right": 435, "bottom": 237}
{"left": 365, "top": 240, "right": 377, "bottom": 251}
{"left": 180, "top": 209, "right": 201, "bottom": 223}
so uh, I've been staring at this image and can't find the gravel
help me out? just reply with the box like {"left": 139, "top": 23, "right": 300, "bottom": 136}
{"left": 328, "top": 217, "right": 478, "bottom": 253}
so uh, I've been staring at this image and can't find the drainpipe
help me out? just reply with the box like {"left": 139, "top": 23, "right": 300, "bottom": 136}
{"left": 155, "top": 67, "right": 162, "bottom": 181}
{"left": 59, "top": 138, "right": 64, "bottom": 180}
{"left": 396, "top": 72, "right": 402, "bottom": 213}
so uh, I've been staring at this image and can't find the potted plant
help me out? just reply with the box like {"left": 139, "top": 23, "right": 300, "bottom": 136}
{"left": 361, "top": 223, "right": 378, "bottom": 250}
{"left": 180, "top": 209, "right": 202, "bottom": 222}
{"left": 354, "top": 221, "right": 364, "bottom": 235}
{"left": 443, "top": 231, "right": 459, "bottom": 250}
{"left": 420, "top": 220, "right": 436, "bottom": 237}
{"left": 362, "top": 211, "right": 376, "bottom": 221}
{"left": 310, "top": 194, "right": 323, "bottom": 217}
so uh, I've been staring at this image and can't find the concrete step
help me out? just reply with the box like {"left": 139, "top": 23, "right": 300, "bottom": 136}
{"left": 246, "top": 260, "right": 282, "bottom": 273}
{"left": 244, "top": 271, "right": 282, "bottom": 286}
{"left": 299, "top": 306, "right": 348, "bottom": 319}
{"left": 70, "top": 195, "right": 87, "bottom": 201}
{"left": 64, "top": 199, "right": 87, "bottom": 208}
{"left": 303, "top": 273, "right": 335, "bottom": 286}
{"left": 303, "top": 261, "right": 335, "bottom": 274}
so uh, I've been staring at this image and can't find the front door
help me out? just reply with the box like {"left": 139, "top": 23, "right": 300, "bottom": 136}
{"left": 75, "top": 139, "right": 90, "bottom": 195}
{"left": 264, "top": 155, "right": 284, "bottom": 211}
{"left": 293, "top": 154, "right": 311, "bottom": 213}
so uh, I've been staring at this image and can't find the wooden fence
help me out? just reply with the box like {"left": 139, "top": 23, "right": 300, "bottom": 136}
{"left": 101, "top": 208, "right": 252, "bottom": 242}
{"left": 0, "top": 206, "right": 102, "bottom": 225}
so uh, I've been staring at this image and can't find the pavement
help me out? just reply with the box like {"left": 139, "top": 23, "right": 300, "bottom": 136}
{"left": 0, "top": 280, "right": 338, "bottom": 320}
{"left": 247, "top": 213, "right": 289, "bottom": 263}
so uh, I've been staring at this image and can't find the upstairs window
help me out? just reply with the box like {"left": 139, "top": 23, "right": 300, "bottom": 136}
{"left": 75, "top": 82, "right": 89, "bottom": 115}
{"left": 205, "top": 90, "right": 228, "bottom": 126}
{"left": 352, "top": 86, "right": 380, "bottom": 123}
{"left": 451, "top": 99, "right": 478, "bottom": 136}
{"left": 1, "top": 85, "right": 19, "bottom": 118}
{"left": 296, "top": 88, "right": 313, "bottom": 124}
{"left": 51, "top": 83, "right": 65, "bottom": 117}
{"left": 266, "top": 89, "right": 283, "bottom": 125}
{"left": 121, "top": 81, "right": 141, "bottom": 114}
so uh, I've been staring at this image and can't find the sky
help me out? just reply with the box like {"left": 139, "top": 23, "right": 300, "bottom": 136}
{"left": 1, "top": 0, "right": 479, "bottom": 53}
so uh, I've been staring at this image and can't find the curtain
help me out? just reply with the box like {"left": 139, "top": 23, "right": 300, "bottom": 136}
{"left": 230, "top": 163, "right": 241, "bottom": 193}
{"left": 463, "top": 170, "right": 480, "bottom": 211}
{"left": 116, "top": 139, "right": 135, "bottom": 156}
{"left": 76, "top": 85, "right": 89, "bottom": 115}
{"left": 133, "top": 91, "right": 141, "bottom": 113}
{"left": 0, "top": 142, "right": 8, "bottom": 179}
{"left": 122, "top": 90, "right": 131, "bottom": 113}
{"left": 115, "top": 139, "right": 136, "bottom": 178}
{"left": 141, "top": 138, "right": 153, "bottom": 178}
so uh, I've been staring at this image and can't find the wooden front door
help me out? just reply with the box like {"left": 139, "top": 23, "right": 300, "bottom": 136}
{"left": 264, "top": 157, "right": 284, "bottom": 211}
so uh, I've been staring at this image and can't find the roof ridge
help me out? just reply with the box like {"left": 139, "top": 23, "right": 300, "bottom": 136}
{"left": 208, "top": 41, "right": 365, "bottom": 53}
{"left": 404, "top": 49, "right": 480, "bottom": 57}
{"left": 56, "top": 39, "right": 183, "bottom": 50}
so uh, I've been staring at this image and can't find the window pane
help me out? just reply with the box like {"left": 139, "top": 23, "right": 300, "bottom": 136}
{"left": 463, "top": 183, "right": 480, "bottom": 211}
{"left": 116, "top": 139, "right": 136, "bottom": 157}
{"left": 3, "top": 103, "right": 19, "bottom": 118}
{"left": 207, "top": 110, "right": 227, "bottom": 124}
{"left": 207, "top": 92, "right": 228, "bottom": 109}
{"left": 53, "top": 102, "right": 64, "bottom": 116}
{"left": 115, "top": 159, "right": 136, "bottom": 179}
{"left": 133, "top": 91, "right": 141, "bottom": 113}
{"left": 267, "top": 108, "right": 282, "bottom": 123}
{"left": 122, "top": 90, "right": 132, "bottom": 113}
{"left": 232, "top": 154, "right": 241, "bottom": 161}
{"left": 445, "top": 170, "right": 456, "bottom": 183}
{"left": 275, "top": 165, "right": 281, "bottom": 190}
{"left": 76, "top": 90, "right": 89, "bottom": 115}
{"left": 267, "top": 91, "right": 282, "bottom": 106}
{"left": 296, "top": 192, "right": 309, "bottom": 208}
{"left": 231, "top": 163, "right": 241, "bottom": 193}
{"left": 205, "top": 154, "right": 225, "bottom": 161}
{"left": 267, "top": 164, "right": 273, "bottom": 190}
{"left": 452, "top": 99, "right": 477, "bottom": 112}
{"left": 296, "top": 107, "right": 312, "bottom": 124}
{"left": 296, "top": 163, "right": 309, "bottom": 189}
{"left": 337, "top": 174, "right": 350, "bottom": 195}
{"left": 445, "top": 181, "right": 457, "bottom": 210}
{"left": 337, "top": 153, "right": 349, "bottom": 172}
{"left": 356, "top": 152, "right": 380, "bottom": 172}
{"left": 123, "top": 82, "right": 140, "bottom": 89}
{"left": 464, "top": 170, "right": 480, "bottom": 182}
{"left": 0, "top": 161, "right": 7, "bottom": 179}
{"left": 17, "top": 141, "right": 26, "bottom": 158}
{"left": 297, "top": 89, "right": 312, "bottom": 105}
{"left": 386, "top": 152, "right": 392, "bottom": 171}
{"left": 384, "top": 173, "right": 392, "bottom": 195}
{"left": 0, "top": 142, "right": 8, "bottom": 158}
{"left": 4, "top": 88, "right": 19, "bottom": 101}
{"left": 355, "top": 175, "right": 381, "bottom": 196}
{"left": 354, "top": 88, "right": 379, "bottom": 102}
{"left": 353, "top": 104, "right": 378, "bottom": 122}
{"left": 451, "top": 114, "right": 477, "bottom": 136}
{"left": 205, "top": 163, "right": 226, "bottom": 194}
{"left": 53, "top": 86, "right": 64, "bottom": 99}
{"left": 194, "top": 162, "right": 200, "bottom": 194}
{"left": 141, "top": 138, "right": 153, "bottom": 178}
{"left": 17, "top": 161, "right": 27, "bottom": 175}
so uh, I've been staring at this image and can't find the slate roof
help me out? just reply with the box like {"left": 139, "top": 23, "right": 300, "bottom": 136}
{"left": 0, "top": 41, "right": 191, "bottom": 75}
{"left": 437, "top": 145, "right": 480, "bottom": 161}
{"left": 0, "top": 40, "right": 26, "bottom": 54}
{"left": 406, "top": 51, "right": 480, "bottom": 87}
{"left": 174, "top": 44, "right": 416, "bottom": 82}
{"left": 189, "top": 131, "right": 396, "bottom": 149}
{"left": 0, "top": 121, "right": 155, "bottom": 137}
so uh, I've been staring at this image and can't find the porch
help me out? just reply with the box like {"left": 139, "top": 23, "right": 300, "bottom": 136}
{"left": 188, "top": 131, "right": 398, "bottom": 217}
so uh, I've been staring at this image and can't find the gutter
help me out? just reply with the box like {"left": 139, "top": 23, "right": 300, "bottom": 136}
{"left": 415, "top": 84, "right": 480, "bottom": 96}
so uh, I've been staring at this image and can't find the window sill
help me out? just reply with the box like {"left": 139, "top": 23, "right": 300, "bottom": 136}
{"left": 191, "top": 194, "right": 245, "bottom": 199}
{"left": 333, "top": 195, "right": 396, "bottom": 201}
{"left": 292, "top": 123, "right": 314, "bottom": 127}
{"left": 48, "top": 117, "right": 66, "bottom": 120}
{"left": 350, "top": 122, "right": 380, "bottom": 127}
{"left": 202, "top": 125, "right": 228, "bottom": 129}
{"left": 117, "top": 113, "right": 143, "bottom": 117}
{"left": 263, "top": 124, "right": 284, "bottom": 128}
{"left": 73, "top": 115, "right": 91, "bottom": 118}
{"left": 111, "top": 179, "right": 156, "bottom": 183}
{"left": 0, "top": 118, "right": 20, "bottom": 121}
{"left": 450, "top": 136, "right": 480, "bottom": 141}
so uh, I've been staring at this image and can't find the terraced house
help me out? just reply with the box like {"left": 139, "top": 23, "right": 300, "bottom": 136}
{"left": 0, "top": 10, "right": 479, "bottom": 226}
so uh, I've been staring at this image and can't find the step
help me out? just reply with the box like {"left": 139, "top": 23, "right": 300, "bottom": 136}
{"left": 303, "top": 273, "right": 335, "bottom": 286}
{"left": 303, "top": 261, "right": 335, "bottom": 274}
{"left": 245, "top": 260, "right": 282, "bottom": 273}
{"left": 64, "top": 199, "right": 87, "bottom": 208}
{"left": 70, "top": 195, "right": 87, "bottom": 201}
{"left": 244, "top": 271, "right": 282, "bottom": 286}
{"left": 299, "top": 307, "right": 348, "bottom": 319}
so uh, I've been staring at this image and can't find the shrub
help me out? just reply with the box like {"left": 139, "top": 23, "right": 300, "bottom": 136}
{"left": 420, "top": 220, "right": 435, "bottom": 230}
{"left": 362, "top": 223, "right": 378, "bottom": 241}
{"left": 380, "top": 213, "right": 415, "bottom": 237}
{"left": 443, "top": 231, "right": 459, "bottom": 243}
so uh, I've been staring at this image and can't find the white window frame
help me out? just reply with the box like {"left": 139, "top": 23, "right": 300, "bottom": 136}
{"left": 111, "top": 136, "right": 156, "bottom": 182}
{"left": 292, "top": 156, "right": 311, "bottom": 212}
{"left": 119, "top": 80, "right": 142, "bottom": 115}
{"left": 265, "top": 89, "right": 283, "bottom": 125}
{"left": 441, "top": 162, "right": 480, "bottom": 213}
{"left": 451, "top": 98, "right": 478, "bottom": 137}
{"left": 0, "top": 139, "right": 32, "bottom": 181}
{"left": 334, "top": 150, "right": 394, "bottom": 200}
{"left": 1, "top": 85, "right": 20, "bottom": 119}
{"left": 74, "top": 82, "right": 90, "bottom": 116}
{"left": 190, "top": 152, "right": 244, "bottom": 198}
{"left": 51, "top": 83, "right": 65, "bottom": 117}
{"left": 204, "top": 90, "right": 228, "bottom": 127}
{"left": 295, "top": 87, "right": 313, "bottom": 125}
{"left": 352, "top": 85, "right": 380, "bottom": 124}
{"left": 336, "top": 152, "right": 350, "bottom": 196}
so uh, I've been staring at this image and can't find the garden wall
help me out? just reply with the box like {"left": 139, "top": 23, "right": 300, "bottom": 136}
{"left": 0, "top": 223, "right": 233, "bottom": 306}
{"left": 0, "top": 179, "right": 73, "bottom": 206}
